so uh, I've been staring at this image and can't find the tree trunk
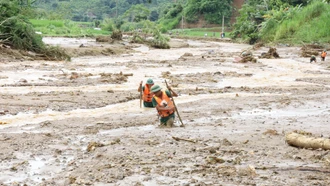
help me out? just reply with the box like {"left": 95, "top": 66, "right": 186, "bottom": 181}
{"left": 286, "top": 132, "right": 330, "bottom": 150}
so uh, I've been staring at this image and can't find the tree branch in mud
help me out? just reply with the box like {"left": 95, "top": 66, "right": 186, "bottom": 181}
{"left": 285, "top": 132, "right": 330, "bottom": 150}
{"left": 172, "top": 136, "right": 196, "bottom": 143}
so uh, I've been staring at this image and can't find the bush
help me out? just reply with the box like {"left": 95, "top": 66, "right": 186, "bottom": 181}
{"left": 101, "top": 18, "right": 115, "bottom": 32}
{"left": 0, "top": 1, "right": 70, "bottom": 61}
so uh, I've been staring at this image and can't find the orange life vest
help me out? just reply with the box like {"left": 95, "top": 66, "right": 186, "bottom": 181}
{"left": 154, "top": 91, "right": 174, "bottom": 117}
{"left": 143, "top": 85, "right": 154, "bottom": 102}
{"left": 321, "top": 51, "right": 327, "bottom": 57}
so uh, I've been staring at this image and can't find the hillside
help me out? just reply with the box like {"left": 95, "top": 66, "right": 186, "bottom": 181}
{"left": 33, "top": 0, "right": 174, "bottom": 21}
{"left": 230, "top": 0, "right": 245, "bottom": 25}
{"left": 32, "top": 0, "right": 236, "bottom": 30}
{"left": 232, "top": 0, "right": 330, "bottom": 44}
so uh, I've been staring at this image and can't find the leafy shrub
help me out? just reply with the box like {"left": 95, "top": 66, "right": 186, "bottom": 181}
{"left": 0, "top": 1, "right": 70, "bottom": 61}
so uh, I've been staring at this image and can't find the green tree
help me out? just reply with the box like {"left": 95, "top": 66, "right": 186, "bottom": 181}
{"left": 231, "top": 0, "right": 269, "bottom": 43}
{"left": 123, "top": 4, "right": 151, "bottom": 22}
{"left": 185, "top": 0, "right": 232, "bottom": 24}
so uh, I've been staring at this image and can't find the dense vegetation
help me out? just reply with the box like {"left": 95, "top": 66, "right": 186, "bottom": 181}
{"left": 0, "top": 0, "right": 70, "bottom": 60}
{"left": 31, "top": 0, "right": 232, "bottom": 32}
{"left": 1, "top": 0, "right": 329, "bottom": 57}
{"left": 30, "top": 19, "right": 110, "bottom": 36}
{"left": 231, "top": 0, "right": 330, "bottom": 45}
{"left": 2, "top": 0, "right": 233, "bottom": 51}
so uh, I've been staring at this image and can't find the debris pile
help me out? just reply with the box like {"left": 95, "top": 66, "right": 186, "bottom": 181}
{"left": 96, "top": 36, "right": 113, "bottom": 43}
{"left": 235, "top": 50, "right": 257, "bottom": 63}
{"left": 259, "top": 47, "right": 280, "bottom": 58}
{"left": 301, "top": 44, "right": 322, "bottom": 57}
{"left": 111, "top": 30, "right": 123, "bottom": 40}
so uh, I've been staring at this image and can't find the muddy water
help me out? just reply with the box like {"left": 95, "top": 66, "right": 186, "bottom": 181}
{"left": 0, "top": 92, "right": 282, "bottom": 128}
{"left": 1, "top": 37, "right": 330, "bottom": 185}
{"left": 1, "top": 38, "right": 327, "bottom": 125}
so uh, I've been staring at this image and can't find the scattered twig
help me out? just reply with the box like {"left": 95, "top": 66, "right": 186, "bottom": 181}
{"left": 172, "top": 136, "right": 196, "bottom": 143}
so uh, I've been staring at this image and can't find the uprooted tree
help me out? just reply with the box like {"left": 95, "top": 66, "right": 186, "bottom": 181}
{"left": 0, "top": 0, "right": 70, "bottom": 61}
{"left": 130, "top": 20, "right": 170, "bottom": 49}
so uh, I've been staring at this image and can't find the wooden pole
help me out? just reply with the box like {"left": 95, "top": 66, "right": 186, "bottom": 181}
{"left": 165, "top": 80, "right": 184, "bottom": 127}
{"left": 139, "top": 83, "right": 142, "bottom": 108}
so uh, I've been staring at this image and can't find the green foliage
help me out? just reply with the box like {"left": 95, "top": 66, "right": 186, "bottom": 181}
{"left": 30, "top": 19, "right": 64, "bottom": 27}
{"left": 30, "top": 19, "right": 110, "bottom": 36}
{"left": 120, "top": 22, "right": 140, "bottom": 32}
{"left": 231, "top": 1, "right": 267, "bottom": 44}
{"left": 0, "top": 0, "right": 70, "bottom": 60}
{"left": 131, "top": 20, "right": 170, "bottom": 49}
{"left": 185, "top": 0, "right": 232, "bottom": 24}
{"left": 7, "top": 16, "right": 44, "bottom": 51}
{"left": 272, "top": 1, "right": 330, "bottom": 43}
{"left": 31, "top": 0, "right": 232, "bottom": 34}
{"left": 123, "top": 4, "right": 150, "bottom": 22}
{"left": 259, "top": 6, "right": 300, "bottom": 42}
{"left": 101, "top": 18, "right": 115, "bottom": 32}
{"left": 0, "top": 1, "right": 43, "bottom": 51}
{"left": 231, "top": 0, "right": 330, "bottom": 44}
{"left": 33, "top": 0, "right": 173, "bottom": 22}
{"left": 176, "top": 27, "right": 224, "bottom": 37}
{"left": 157, "top": 15, "right": 181, "bottom": 33}
{"left": 163, "top": 4, "right": 183, "bottom": 19}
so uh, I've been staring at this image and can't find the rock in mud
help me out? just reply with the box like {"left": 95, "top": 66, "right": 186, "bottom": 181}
{"left": 86, "top": 142, "right": 105, "bottom": 152}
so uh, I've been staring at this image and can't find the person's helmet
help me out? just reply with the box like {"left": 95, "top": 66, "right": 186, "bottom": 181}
{"left": 146, "top": 78, "right": 154, "bottom": 85}
{"left": 324, "top": 50, "right": 326, "bottom": 52}
{"left": 311, "top": 55, "right": 315, "bottom": 57}
{"left": 150, "top": 85, "right": 161, "bottom": 93}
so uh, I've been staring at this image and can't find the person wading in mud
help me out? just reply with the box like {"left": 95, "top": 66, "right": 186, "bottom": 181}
{"left": 321, "top": 50, "right": 327, "bottom": 61}
{"left": 151, "top": 84, "right": 178, "bottom": 127}
{"left": 138, "top": 78, "right": 155, "bottom": 108}
{"left": 310, "top": 55, "right": 317, "bottom": 63}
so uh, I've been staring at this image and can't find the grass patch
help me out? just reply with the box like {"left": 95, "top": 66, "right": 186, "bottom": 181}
{"left": 171, "top": 27, "right": 227, "bottom": 38}
{"left": 262, "top": 1, "right": 330, "bottom": 44}
{"left": 30, "top": 19, "right": 110, "bottom": 37}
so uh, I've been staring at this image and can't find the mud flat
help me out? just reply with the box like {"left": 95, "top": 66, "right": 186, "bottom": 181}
{"left": 0, "top": 37, "right": 330, "bottom": 185}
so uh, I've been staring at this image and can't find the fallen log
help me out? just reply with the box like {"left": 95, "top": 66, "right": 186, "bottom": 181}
{"left": 122, "top": 73, "right": 133, "bottom": 76}
{"left": 285, "top": 132, "right": 330, "bottom": 150}
{"left": 118, "top": 71, "right": 133, "bottom": 76}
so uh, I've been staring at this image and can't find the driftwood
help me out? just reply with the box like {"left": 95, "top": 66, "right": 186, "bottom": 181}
{"left": 172, "top": 136, "right": 196, "bottom": 143}
{"left": 123, "top": 73, "right": 133, "bottom": 77}
{"left": 118, "top": 72, "right": 133, "bottom": 76}
{"left": 286, "top": 132, "right": 330, "bottom": 150}
{"left": 259, "top": 47, "right": 280, "bottom": 59}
